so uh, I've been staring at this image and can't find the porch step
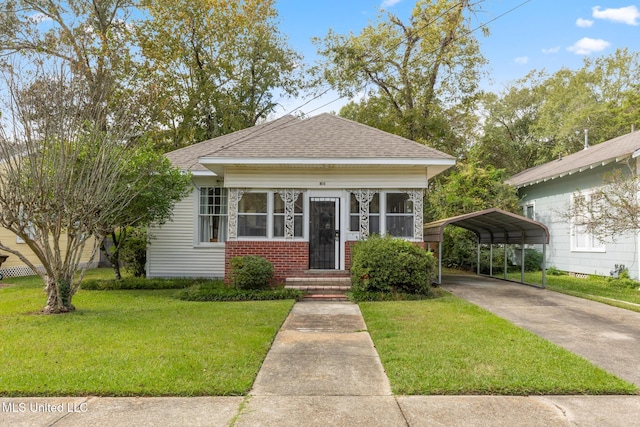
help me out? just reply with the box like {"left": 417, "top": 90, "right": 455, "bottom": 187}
{"left": 285, "top": 276, "right": 351, "bottom": 301}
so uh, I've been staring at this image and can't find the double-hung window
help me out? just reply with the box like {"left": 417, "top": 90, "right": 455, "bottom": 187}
{"left": 199, "top": 187, "right": 228, "bottom": 243}
{"left": 571, "top": 193, "right": 605, "bottom": 252}
{"left": 385, "top": 193, "right": 414, "bottom": 238}
{"left": 238, "top": 192, "right": 268, "bottom": 237}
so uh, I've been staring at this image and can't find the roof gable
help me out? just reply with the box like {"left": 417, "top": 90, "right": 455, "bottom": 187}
{"left": 507, "top": 130, "right": 640, "bottom": 188}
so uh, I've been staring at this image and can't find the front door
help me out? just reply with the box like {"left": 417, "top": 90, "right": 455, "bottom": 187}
{"left": 309, "top": 198, "right": 340, "bottom": 269}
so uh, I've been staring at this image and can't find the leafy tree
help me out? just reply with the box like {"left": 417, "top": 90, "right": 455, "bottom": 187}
{"left": 313, "top": 0, "right": 487, "bottom": 156}
{"left": 0, "top": 0, "right": 137, "bottom": 121}
{"left": 0, "top": 68, "right": 186, "bottom": 313}
{"left": 100, "top": 146, "right": 191, "bottom": 280}
{"left": 137, "top": 0, "right": 305, "bottom": 150}
{"left": 470, "top": 72, "right": 549, "bottom": 175}
{"left": 427, "top": 162, "right": 520, "bottom": 221}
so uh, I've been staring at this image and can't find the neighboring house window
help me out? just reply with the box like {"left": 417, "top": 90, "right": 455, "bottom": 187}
{"left": 349, "top": 193, "right": 380, "bottom": 234}
{"left": 238, "top": 192, "right": 268, "bottom": 237}
{"left": 199, "top": 187, "right": 228, "bottom": 243}
{"left": 273, "top": 192, "right": 303, "bottom": 237}
{"left": 386, "top": 192, "right": 414, "bottom": 238}
{"left": 525, "top": 204, "right": 535, "bottom": 220}
{"left": 571, "top": 193, "right": 605, "bottom": 252}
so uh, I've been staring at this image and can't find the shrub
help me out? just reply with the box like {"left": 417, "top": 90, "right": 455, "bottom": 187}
{"left": 546, "top": 266, "right": 565, "bottom": 276}
{"left": 350, "top": 235, "right": 436, "bottom": 295}
{"left": 82, "top": 277, "right": 215, "bottom": 290}
{"left": 228, "top": 255, "right": 274, "bottom": 290}
{"left": 522, "top": 249, "right": 544, "bottom": 272}
{"left": 178, "top": 283, "right": 303, "bottom": 301}
{"left": 120, "top": 227, "right": 148, "bottom": 277}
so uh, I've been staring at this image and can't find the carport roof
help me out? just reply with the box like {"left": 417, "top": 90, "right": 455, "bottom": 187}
{"left": 423, "top": 208, "right": 550, "bottom": 245}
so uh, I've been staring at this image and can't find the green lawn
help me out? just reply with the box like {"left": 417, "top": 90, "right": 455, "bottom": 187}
{"left": 0, "top": 271, "right": 294, "bottom": 396}
{"left": 360, "top": 296, "right": 637, "bottom": 395}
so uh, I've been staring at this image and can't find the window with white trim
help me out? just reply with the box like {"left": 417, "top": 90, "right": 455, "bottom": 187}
{"left": 238, "top": 192, "right": 268, "bottom": 237}
{"left": 571, "top": 193, "right": 605, "bottom": 252}
{"left": 198, "top": 187, "right": 228, "bottom": 243}
{"left": 386, "top": 193, "right": 414, "bottom": 238}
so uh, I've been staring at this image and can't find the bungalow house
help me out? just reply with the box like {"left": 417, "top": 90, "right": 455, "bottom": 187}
{"left": 506, "top": 130, "right": 640, "bottom": 280}
{"left": 146, "top": 113, "right": 456, "bottom": 281}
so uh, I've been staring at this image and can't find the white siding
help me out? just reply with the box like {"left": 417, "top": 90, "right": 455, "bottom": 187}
{"left": 521, "top": 165, "right": 638, "bottom": 279}
{"left": 147, "top": 184, "right": 226, "bottom": 278}
{"left": 224, "top": 167, "right": 429, "bottom": 189}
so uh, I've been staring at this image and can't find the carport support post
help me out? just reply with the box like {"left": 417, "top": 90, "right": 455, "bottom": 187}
{"left": 476, "top": 242, "right": 480, "bottom": 275}
{"left": 504, "top": 243, "right": 508, "bottom": 280}
{"left": 521, "top": 238, "right": 525, "bottom": 284}
{"left": 489, "top": 244, "right": 493, "bottom": 277}
{"left": 542, "top": 243, "right": 547, "bottom": 288}
{"left": 438, "top": 241, "right": 442, "bottom": 285}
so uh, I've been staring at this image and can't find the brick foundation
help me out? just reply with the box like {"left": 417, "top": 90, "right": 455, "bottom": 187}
{"left": 225, "top": 241, "right": 309, "bottom": 283}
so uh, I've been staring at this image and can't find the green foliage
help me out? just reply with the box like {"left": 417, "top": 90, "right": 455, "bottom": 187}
{"left": 120, "top": 228, "right": 148, "bottom": 277}
{"left": 427, "top": 162, "right": 521, "bottom": 221}
{"left": 476, "top": 49, "right": 640, "bottom": 173}
{"left": 607, "top": 267, "right": 640, "bottom": 289}
{"left": 546, "top": 266, "right": 565, "bottom": 276}
{"left": 138, "top": 0, "right": 305, "bottom": 150}
{"left": 178, "top": 283, "right": 303, "bottom": 301}
{"left": 81, "top": 277, "right": 213, "bottom": 290}
{"left": 315, "top": 0, "right": 486, "bottom": 156}
{"left": 228, "top": 256, "right": 275, "bottom": 290}
{"left": 350, "top": 235, "right": 436, "bottom": 295}
{"left": 440, "top": 227, "right": 478, "bottom": 270}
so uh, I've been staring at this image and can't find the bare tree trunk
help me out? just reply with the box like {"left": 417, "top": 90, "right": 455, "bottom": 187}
{"left": 43, "top": 276, "right": 75, "bottom": 314}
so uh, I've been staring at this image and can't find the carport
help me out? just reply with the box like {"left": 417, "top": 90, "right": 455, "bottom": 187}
{"left": 423, "top": 208, "right": 550, "bottom": 287}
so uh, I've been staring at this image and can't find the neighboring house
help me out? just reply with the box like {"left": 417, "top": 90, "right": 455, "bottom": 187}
{"left": 0, "top": 230, "right": 98, "bottom": 278}
{"left": 506, "top": 130, "right": 640, "bottom": 279}
{"left": 146, "top": 113, "right": 456, "bottom": 281}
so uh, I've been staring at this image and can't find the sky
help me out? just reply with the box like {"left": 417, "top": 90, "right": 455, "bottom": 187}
{"left": 273, "top": 0, "right": 640, "bottom": 117}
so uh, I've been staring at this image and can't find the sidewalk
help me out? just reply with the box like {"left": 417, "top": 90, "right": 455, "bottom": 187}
{"left": 2, "top": 299, "right": 640, "bottom": 426}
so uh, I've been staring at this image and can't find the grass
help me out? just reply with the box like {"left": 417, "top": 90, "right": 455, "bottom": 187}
{"left": 0, "top": 270, "right": 294, "bottom": 396}
{"left": 487, "top": 270, "right": 640, "bottom": 313}
{"left": 360, "top": 295, "right": 637, "bottom": 395}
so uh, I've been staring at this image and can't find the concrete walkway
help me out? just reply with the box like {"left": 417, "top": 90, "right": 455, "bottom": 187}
{"left": 3, "top": 292, "right": 640, "bottom": 426}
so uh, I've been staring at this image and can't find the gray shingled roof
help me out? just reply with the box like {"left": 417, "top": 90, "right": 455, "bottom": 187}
{"left": 166, "top": 113, "right": 455, "bottom": 173}
{"left": 506, "top": 130, "right": 640, "bottom": 188}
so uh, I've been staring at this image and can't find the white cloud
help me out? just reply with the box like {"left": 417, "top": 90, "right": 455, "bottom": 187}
{"left": 592, "top": 5, "right": 640, "bottom": 25}
{"left": 28, "top": 13, "right": 52, "bottom": 24}
{"left": 567, "top": 37, "right": 611, "bottom": 55}
{"left": 514, "top": 56, "right": 529, "bottom": 64}
{"left": 542, "top": 46, "right": 561, "bottom": 54}
{"left": 576, "top": 18, "right": 594, "bottom": 28}
{"left": 381, "top": 0, "right": 402, "bottom": 8}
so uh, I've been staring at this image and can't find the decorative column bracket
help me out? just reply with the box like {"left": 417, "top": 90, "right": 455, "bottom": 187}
{"left": 350, "top": 189, "right": 378, "bottom": 239}
{"left": 276, "top": 189, "right": 302, "bottom": 239}
{"left": 227, "top": 188, "right": 247, "bottom": 240}
{"left": 403, "top": 189, "right": 424, "bottom": 241}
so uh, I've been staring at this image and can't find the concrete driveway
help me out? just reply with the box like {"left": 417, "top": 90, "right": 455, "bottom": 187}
{"left": 441, "top": 274, "right": 640, "bottom": 387}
